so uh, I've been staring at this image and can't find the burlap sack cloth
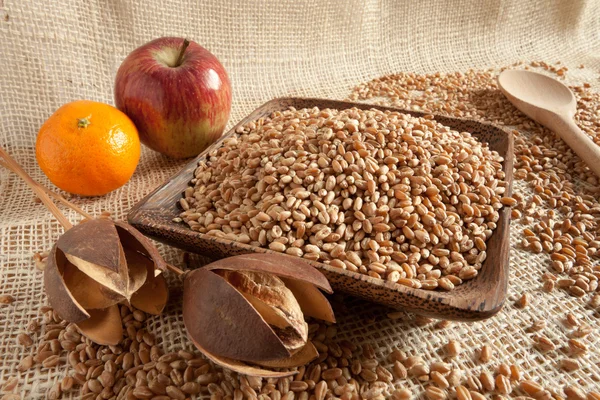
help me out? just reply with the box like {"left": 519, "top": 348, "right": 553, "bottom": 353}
{"left": 2, "top": 0, "right": 600, "bottom": 397}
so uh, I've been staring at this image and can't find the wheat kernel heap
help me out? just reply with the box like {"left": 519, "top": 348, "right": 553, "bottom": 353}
{"left": 181, "top": 106, "right": 507, "bottom": 290}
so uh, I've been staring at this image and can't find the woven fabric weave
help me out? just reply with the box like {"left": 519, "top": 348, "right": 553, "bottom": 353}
{"left": 1, "top": 0, "right": 600, "bottom": 397}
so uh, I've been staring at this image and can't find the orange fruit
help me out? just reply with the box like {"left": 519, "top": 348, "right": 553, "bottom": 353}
{"left": 36, "top": 100, "right": 141, "bottom": 196}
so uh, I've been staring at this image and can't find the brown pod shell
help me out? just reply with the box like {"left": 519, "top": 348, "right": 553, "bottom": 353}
{"left": 253, "top": 341, "right": 319, "bottom": 369}
{"left": 183, "top": 268, "right": 290, "bottom": 362}
{"left": 217, "top": 269, "right": 308, "bottom": 353}
{"left": 76, "top": 305, "right": 123, "bottom": 345}
{"left": 64, "top": 247, "right": 128, "bottom": 297}
{"left": 131, "top": 270, "right": 168, "bottom": 315}
{"left": 44, "top": 245, "right": 90, "bottom": 323}
{"left": 281, "top": 278, "right": 336, "bottom": 323}
{"left": 56, "top": 218, "right": 121, "bottom": 272}
{"left": 62, "top": 261, "right": 124, "bottom": 309}
{"left": 114, "top": 221, "right": 167, "bottom": 271}
{"left": 122, "top": 248, "right": 149, "bottom": 297}
{"left": 205, "top": 253, "right": 332, "bottom": 293}
{"left": 188, "top": 336, "right": 295, "bottom": 378}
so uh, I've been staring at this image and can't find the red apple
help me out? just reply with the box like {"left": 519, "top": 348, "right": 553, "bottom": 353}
{"left": 115, "top": 37, "right": 231, "bottom": 159}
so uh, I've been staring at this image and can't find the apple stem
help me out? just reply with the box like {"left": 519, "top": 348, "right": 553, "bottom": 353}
{"left": 174, "top": 38, "right": 190, "bottom": 67}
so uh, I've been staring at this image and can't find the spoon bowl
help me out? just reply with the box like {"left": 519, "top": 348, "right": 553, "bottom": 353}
{"left": 498, "top": 70, "right": 576, "bottom": 121}
{"left": 498, "top": 69, "right": 600, "bottom": 178}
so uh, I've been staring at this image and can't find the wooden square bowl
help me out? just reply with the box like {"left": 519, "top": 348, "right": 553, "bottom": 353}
{"left": 128, "top": 98, "right": 513, "bottom": 321}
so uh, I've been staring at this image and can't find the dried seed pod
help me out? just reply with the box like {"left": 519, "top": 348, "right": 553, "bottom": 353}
{"left": 206, "top": 253, "right": 335, "bottom": 322}
{"left": 216, "top": 269, "right": 308, "bottom": 353}
{"left": 44, "top": 219, "right": 169, "bottom": 345}
{"left": 183, "top": 253, "right": 334, "bottom": 376}
{"left": 75, "top": 306, "right": 123, "bottom": 346}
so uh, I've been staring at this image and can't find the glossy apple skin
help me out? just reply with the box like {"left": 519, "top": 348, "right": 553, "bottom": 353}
{"left": 115, "top": 37, "right": 231, "bottom": 159}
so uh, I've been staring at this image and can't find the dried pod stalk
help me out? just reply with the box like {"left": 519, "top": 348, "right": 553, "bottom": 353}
{"left": 0, "top": 146, "right": 170, "bottom": 346}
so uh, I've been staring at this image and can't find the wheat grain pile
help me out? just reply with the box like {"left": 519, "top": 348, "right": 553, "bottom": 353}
{"left": 180, "top": 107, "right": 508, "bottom": 291}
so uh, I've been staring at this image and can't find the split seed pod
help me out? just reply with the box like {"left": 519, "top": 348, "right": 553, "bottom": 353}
{"left": 44, "top": 218, "right": 169, "bottom": 345}
{"left": 183, "top": 253, "right": 335, "bottom": 377}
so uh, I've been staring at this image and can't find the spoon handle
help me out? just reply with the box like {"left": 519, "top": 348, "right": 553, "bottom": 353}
{"left": 552, "top": 116, "right": 600, "bottom": 179}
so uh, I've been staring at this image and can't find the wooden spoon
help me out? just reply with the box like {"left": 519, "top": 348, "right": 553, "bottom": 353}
{"left": 497, "top": 69, "right": 600, "bottom": 178}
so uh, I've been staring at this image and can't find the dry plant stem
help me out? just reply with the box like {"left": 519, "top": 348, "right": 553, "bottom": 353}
{"left": 42, "top": 187, "right": 93, "bottom": 220}
{"left": 166, "top": 263, "right": 185, "bottom": 276}
{"left": 0, "top": 158, "right": 93, "bottom": 220}
{"left": 0, "top": 146, "right": 72, "bottom": 230}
